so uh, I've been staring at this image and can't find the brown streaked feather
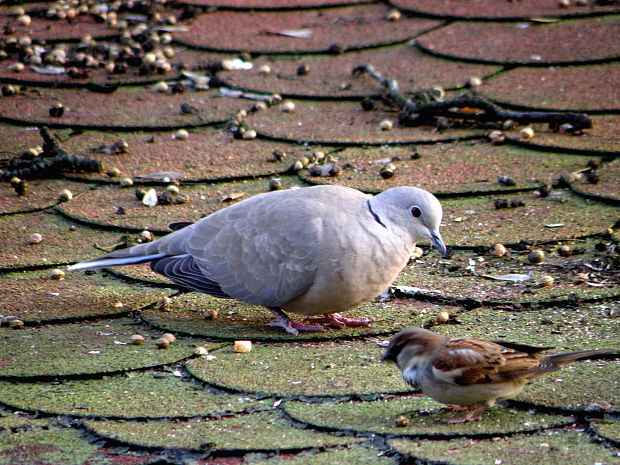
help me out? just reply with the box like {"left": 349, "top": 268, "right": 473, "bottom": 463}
{"left": 433, "top": 338, "right": 548, "bottom": 386}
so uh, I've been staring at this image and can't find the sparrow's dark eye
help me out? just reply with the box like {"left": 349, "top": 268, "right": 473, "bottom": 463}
{"left": 411, "top": 206, "right": 422, "bottom": 218}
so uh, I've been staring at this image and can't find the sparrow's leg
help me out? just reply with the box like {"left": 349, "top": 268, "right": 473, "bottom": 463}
{"left": 440, "top": 405, "right": 486, "bottom": 424}
{"left": 267, "top": 307, "right": 326, "bottom": 335}
{"left": 305, "top": 313, "right": 373, "bottom": 328}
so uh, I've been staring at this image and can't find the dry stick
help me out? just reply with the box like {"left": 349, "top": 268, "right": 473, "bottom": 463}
{"left": 0, "top": 127, "right": 105, "bottom": 181}
{"left": 352, "top": 65, "right": 593, "bottom": 131}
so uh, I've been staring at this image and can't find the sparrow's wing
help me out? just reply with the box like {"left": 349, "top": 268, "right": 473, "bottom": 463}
{"left": 432, "top": 338, "right": 542, "bottom": 385}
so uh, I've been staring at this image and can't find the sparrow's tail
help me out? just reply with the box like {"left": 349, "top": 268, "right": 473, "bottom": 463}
{"left": 547, "top": 349, "right": 619, "bottom": 366}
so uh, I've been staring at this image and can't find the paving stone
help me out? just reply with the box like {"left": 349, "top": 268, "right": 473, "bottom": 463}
{"left": 571, "top": 159, "right": 620, "bottom": 203}
{"left": 391, "top": 0, "right": 620, "bottom": 19}
{"left": 250, "top": 446, "right": 400, "bottom": 465}
{"left": 57, "top": 178, "right": 307, "bottom": 233}
{"left": 0, "top": 45, "right": 226, "bottom": 87}
{"left": 0, "top": 269, "right": 170, "bottom": 323}
{"left": 0, "top": 427, "right": 103, "bottom": 465}
{"left": 479, "top": 63, "right": 620, "bottom": 112}
{"left": 416, "top": 17, "right": 620, "bottom": 65}
{"left": 508, "top": 115, "right": 620, "bottom": 156}
{"left": 389, "top": 430, "right": 619, "bottom": 465}
{"left": 591, "top": 419, "right": 620, "bottom": 444}
{"left": 0, "top": 87, "right": 247, "bottom": 129}
{"left": 300, "top": 142, "right": 586, "bottom": 195}
{"left": 0, "top": 415, "right": 53, "bottom": 432}
{"left": 0, "top": 210, "right": 129, "bottom": 269}
{"left": 0, "top": 318, "right": 196, "bottom": 379}
{"left": 187, "top": 340, "right": 406, "bottom": 396}
{"left": 436, "top": 304, "right": 620, "bottom": 350}
{"left": 0, "top": 179, "right": 85, "bottom": 215}
{"left": 179, "top": 0, "right": 372, "bottom": 8}
{"left": 246, "top": 99, "right": 482, "bottom": 145}
{"left": 285, "top": 397, "right": 574, "bottom": 437}
{"left": 0, "top": 370, "right": 269, "bottom": 418}
{"left": 0, "top": 124, "right": 70, "bottom": 162}
{"left": 83, "top": 411, "right": 359, "bottom": 451}
{"left": 395, "top": 246, "right": 619, "bottom": 304}
{"left": 223, "top": 45, "right": 501, "bottom": 98}
{"left": 141, "top": 292, "right": 445, "bottom": 341}
{"left": 60, "top": 128, "right": 303, "bottom": 182}
{"left": 438, "top": 190, "right": 619, "bottom": 246}
{"left": 0, "top": 7, "right": 115, "bottom": 42}
{"left": 174, "top": 5, "right": 440, "bottom": 53}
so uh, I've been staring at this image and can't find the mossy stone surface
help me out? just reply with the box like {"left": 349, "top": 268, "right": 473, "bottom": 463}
{"left": 416, "top": 17, "right": 620, "bottom": 65}
{"left": 224, "top": 45, "right": 500, "bottom": 98}
{"left": 174, "top": 5, "right": 440, "bottom": 53}
{"left": 437, "top": 305, "right": 620, "bottom": 350}
{"left": 84, "top": 411, "right": 358, "bottom": 451}
{"left": 246, "top": 99, "right": 482, "bottom": 145}
{"left": 389, "top": 430, "right": 619, "bottom": 465}
{"left": 480, "top": 64, "right": 620, "bottom": 112}
{"left": 0, "top": 210, "right": 126, "bottom": 269}
{"left": 251, "top": 446, "right": 399, "bottom": 465}
{"left": 391, "top": 0, "right": 620, "bottom": 19}
{"left": 0, "top": 87, "right": 247, "bottom": 129}
{"left": 61, "top": 128, "right": 299, "bottom": 182}
{"left": 0, "top": 269, "right": 170, "bottom": 323}
{"left": 141, "top": 292, "right": 443, "bottom": 341}
{"left": 439, "top": 190, "right": 619, "bottom": 246}
{"left": 300, "top": 142, "right": 585, "bottom": 195}
{"left": 286, "top": 397, "right": 574, "bottom": 437}
{"left": 0, "top": 318, "right": 196, "bottom": 378}
{"left": 395, "top": 249, "right": 619, "bottom": 304}
{"left": 0, "top": 427, "right": 101, "bottom": 465}
{"left": 187, "top": 340, "right": 405, "bottom": 396}
{"left": 0, "top": 179, "right": 85, "bottom": 215}
{"left": 591, "top": 419, "right": 620, "bottom": 443}
{"left": 58, "top": 178, "right": 307, "bottom": 233}
{"left": 0, "top": 370, "right": 269, "bottom": 418}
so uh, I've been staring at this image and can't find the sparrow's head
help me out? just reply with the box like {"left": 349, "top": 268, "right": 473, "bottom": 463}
{"left": 382, "top": 327, "right": 446, "bottom": 368}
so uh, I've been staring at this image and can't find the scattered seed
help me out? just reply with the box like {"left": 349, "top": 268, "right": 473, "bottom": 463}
{"left": 155, "top": 337, "right": 170, "bottom": 349}
{"left": 527, "top": 250, "right": 545, "bottom": 264}
{"left": 50, "top": 269, "right": 65, "bottom": 280}
{"left": 436, "top": 311, "right": 450, "bottom": 324}
{"left": 233, "top": 340, "right": 252, "bottom": 353}
{"left": 204, "top": 309, "right": 218, "bottom": 320}
{"left": 395, "top": 415, "right": 410, "bottom": 427}
{"left": 10, "top": 319, "right": 25, "bottom": 329}
{"left": 27, "top": 233, "right": 43, "bottom": 244}
{"left": 130, "top": 334, "right": 145, "bottom": 345}
{"left": 379, "top": 119, "right": 393, "bottom": 131}
{"left": 195, "top": 346, "right": 208, "bottom": 356}
{"left": 58, "top": 189, "right": 73, "bottom": 202}
{"left": 489, "top": 243, "right": 507, "bottom": 257}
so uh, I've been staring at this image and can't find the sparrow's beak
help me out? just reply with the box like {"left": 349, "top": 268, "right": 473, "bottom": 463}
{"left": 429, "top": 229, "right": 447, "bottom": 257}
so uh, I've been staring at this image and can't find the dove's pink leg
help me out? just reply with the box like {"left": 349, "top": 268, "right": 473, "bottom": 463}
{"left": 305, "top": 313, "right": 373, "bottom": 328}
{"left": 267, "top": 307, "right": 326, "bottom": 335}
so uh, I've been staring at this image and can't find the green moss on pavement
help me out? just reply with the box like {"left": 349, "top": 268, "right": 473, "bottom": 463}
{"left": 0, "top": 319, "right": 197, "bottom": 378}
{"left": 285, "top": 397, "right": 574, "bottom": 437}
{"left": 84, "top": 411, "right": 358, "bottom": 451}
{"left": 0, "top": 371, "right": 269, "bottom": 418}
{"left": 187, "top": 340, "right": 404, "bottom": 396}
{"left": 389, "top": 430, "right": 619, "bottom": 465}
{"left": 141, "top": 293, "right": 440, "bottom": 341}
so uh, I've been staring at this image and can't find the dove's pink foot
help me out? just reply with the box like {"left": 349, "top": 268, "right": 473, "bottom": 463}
{"left": 267, "top": 307, "right": 326, "bottom": 335}
{"left": 305, "top": 313, "right": 373, "bottom": 329}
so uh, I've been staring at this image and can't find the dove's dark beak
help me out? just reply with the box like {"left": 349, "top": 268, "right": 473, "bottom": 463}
{"left": 430, "top": 229, "right": 448, "bottom": 257}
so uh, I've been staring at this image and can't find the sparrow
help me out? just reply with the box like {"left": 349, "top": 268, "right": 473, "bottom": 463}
{"left": 383, "top": 327, "right": 617, "bottom": 423}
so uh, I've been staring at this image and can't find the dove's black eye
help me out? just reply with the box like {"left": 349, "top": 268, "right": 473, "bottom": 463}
{"left": 411, "top": 206, "right": 422, "bottom": 217}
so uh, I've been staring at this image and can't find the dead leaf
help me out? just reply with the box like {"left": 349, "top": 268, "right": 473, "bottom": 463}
{"left": 481, "top": 274, "right": 531, "bottom": 282}
{"left": 221, "top": 192, "right": 245, "bottom": 202}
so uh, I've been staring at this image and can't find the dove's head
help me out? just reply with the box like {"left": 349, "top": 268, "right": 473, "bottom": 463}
{"left": 371, "top": 187, "right": 447, "bottom": 256}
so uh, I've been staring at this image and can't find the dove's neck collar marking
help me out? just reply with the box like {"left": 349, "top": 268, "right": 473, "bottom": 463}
{"left": 367, "top": 199, "right": 387, "bottom": 229}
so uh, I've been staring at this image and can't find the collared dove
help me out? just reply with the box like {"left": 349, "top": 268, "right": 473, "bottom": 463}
{"left": 69, "top": 185, "right": 446, "bottom": 334}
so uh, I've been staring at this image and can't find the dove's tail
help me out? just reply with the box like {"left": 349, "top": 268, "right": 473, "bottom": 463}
{"left": 547, "top": 349, "right": 619, "bottom": 366}
{"left": 67, "top": 253, "right": 168, "bottom": 271}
